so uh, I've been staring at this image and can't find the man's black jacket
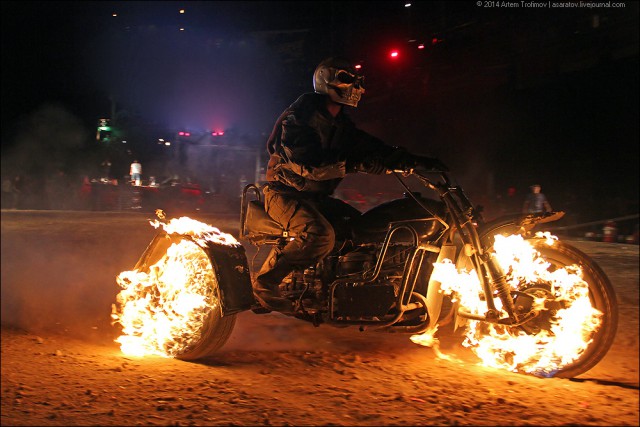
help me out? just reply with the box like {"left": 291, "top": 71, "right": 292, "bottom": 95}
{"left": 265, "top": 92, "right": 410, "bottom": 196}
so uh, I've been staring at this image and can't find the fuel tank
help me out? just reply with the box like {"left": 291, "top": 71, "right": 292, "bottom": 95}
{"left": 348, "top": 192, "right": 446, "bottom": 243}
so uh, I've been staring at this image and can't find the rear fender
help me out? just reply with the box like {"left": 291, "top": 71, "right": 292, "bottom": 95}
{"left": 134, "top": 232, "right": 255, "bottom": 317}
{"left": 200, "top": 241, "right": 255, "bottom": 316}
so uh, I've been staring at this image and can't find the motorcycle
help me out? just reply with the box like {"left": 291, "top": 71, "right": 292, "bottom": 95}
{"left": 114, "top": 168, "right": 618, "bottom": 379}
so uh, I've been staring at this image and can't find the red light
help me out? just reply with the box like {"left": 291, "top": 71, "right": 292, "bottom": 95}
{"left": 179, "top": 131, "right": 185, "bottom": 136}
{"left": 354, "top": 64, "right": 362, "bottom": 70}
{"left": 218, "top": 131, "right": 224, "bottom": 136}
{"left": 212, "top": 132, "right": 218, "bottom": 136}
{"left": 418, "top": 44, "right": 425, "bottom": 49}
{"left": 211, "top": 131, "right": 225, "bottom": 136}
{"left": 185, "top": 132, "right": 190, "bottom": 137}
{"left": 390, "top": 50, "right": 399, "bottom": 59}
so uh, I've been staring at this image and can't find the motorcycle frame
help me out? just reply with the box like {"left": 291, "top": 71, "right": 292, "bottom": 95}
{"left": 323, "top": 172, "right": 477, "bottom": 331}
{"left": 386, "top": 171, "right": 564, "bottom": 329}
{"left": 238, "top": 172, "right": 563, "bottom": 330}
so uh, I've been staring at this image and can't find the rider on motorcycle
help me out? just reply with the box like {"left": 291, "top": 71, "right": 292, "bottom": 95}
{"left": 254, "top": 57, "right": 448, "bottom": 313}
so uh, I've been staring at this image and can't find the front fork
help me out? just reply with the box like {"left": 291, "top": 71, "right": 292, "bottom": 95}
{"left": 483, "top": 253, "right": 519, "bottom": 323}
{"left": 438, "top": 184, "right": 524, "bottom": 326}
{"left": 454, "top": 250, "right": 523, "bottom": 326}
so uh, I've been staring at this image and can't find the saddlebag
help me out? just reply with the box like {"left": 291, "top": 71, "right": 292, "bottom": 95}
{"left": 240, "top": 184, "right": 292, "bottom": 244}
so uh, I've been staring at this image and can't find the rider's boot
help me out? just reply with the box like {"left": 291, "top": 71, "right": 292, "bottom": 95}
{"left": 253, "top": 249, "right": 295, "bottom": 314}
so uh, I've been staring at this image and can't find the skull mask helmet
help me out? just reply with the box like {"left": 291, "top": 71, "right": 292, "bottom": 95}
{"left": 313, "top": 57, "right": 365, "bottom": 107}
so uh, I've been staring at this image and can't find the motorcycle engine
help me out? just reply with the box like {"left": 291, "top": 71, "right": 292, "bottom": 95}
{"left": 336, "top": 243, "right": 413, "bottom": 279}
{"left": 278, "top": 243, "right": 415, "bottom": 317}
{"left": 336, "top": 246, "right": 377, "bottom": 276}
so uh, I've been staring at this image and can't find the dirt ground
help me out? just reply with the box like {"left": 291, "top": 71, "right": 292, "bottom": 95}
{"left": 1, "top": 210, "right": 638, "bottom": 426}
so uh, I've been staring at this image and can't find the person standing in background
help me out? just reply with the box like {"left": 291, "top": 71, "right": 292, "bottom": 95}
{"left": 11, "top": 175, "right": 22, "bottom": 209}
{"left": 101, "top": 159, "right": 112, "bottom": 180}
{"left": 523, "top": 184, "right": 552, "bottom": 214}
{"left": 130, "top": 160, "right": 142, "bottom": 186}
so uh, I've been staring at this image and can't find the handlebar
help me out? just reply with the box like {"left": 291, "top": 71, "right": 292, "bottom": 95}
{"left": 387, "top": 167, "right": 452, "bottom": 188}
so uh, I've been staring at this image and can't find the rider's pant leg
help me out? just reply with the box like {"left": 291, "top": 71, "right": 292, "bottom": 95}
{"left": 253, "top": 188, "right": 335, "bottom": 311}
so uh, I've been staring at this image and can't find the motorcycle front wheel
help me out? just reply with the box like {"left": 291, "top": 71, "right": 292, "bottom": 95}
{"left": 459, "top": 237, "right": 618, "bottom": 378}
{"left": 524, "top": 238, "right": 618, "bottom": 378}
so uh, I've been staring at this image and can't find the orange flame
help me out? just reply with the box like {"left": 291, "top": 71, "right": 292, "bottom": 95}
{"left": 111, "top": 217, "right": 238, "bottom": 357}
{"left": 411, "top": 233, "right": 603, "bottom": 376}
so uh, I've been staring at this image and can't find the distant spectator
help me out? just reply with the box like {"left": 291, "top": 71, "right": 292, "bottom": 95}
{"left": 78, "top": 175, "right": 93, "bottom": 210}
{"left": 130, "top": 160, "right": 142, "bottom": 186}
{"left": 47, "top": 170, "right": 70, "bottom": 210}
{"left": 101, "top": 159, "right": 112, "bottom": 179}
{"left": 2, "top": 177, "right": 13, "bottom": 208}
{"left": 523, "top": 184, "right": 552, "bottom": 214}
{"left": 11, "top": 175, "right": 23, "bottom": 209}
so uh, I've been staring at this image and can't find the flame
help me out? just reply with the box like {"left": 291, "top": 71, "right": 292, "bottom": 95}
{"left": 111, "top": 217, "right": 238, "bottom": 357}
{"left": 149, "top": 216, "right": 240, "bottom": 248}
{"left": 411, "top": 233, "right": 603, "bottom": 376}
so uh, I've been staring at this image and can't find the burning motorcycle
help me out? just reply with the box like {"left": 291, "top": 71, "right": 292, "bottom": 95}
{"left": 112, "top": 168, "right": 618, "bottom": 378}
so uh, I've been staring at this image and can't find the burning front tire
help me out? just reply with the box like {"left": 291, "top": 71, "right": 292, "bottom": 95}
{"left": 453, "top": 235, "right": 618, "bottom": 378}
{"left": 522, "top": 238, "right": 618, "bottom": 378}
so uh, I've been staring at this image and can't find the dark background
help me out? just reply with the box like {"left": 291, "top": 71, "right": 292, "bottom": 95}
{"left": 1, "top": 1, "right": 638, "bottom": 232}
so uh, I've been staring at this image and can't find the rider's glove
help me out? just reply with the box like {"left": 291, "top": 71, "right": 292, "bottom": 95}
{"left": 385, "top": 150, "right": 448, "bottom": 173}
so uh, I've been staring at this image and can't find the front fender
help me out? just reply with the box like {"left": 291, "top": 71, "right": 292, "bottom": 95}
{"left": 478, "top": 211, "right": 565, "bottom": 247}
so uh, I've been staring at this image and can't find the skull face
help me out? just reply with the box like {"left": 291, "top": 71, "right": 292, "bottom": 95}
{"left": 325, "top": 69, "right": 365, "bottom": 107}
{"left": 313, "top": 59, "right": 366, "bottom": 107}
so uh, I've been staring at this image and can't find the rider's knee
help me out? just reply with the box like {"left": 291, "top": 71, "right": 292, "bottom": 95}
{"left": 301, "top": 219, "right": 336, "bottom": 260}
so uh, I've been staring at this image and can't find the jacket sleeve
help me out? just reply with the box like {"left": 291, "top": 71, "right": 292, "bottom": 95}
{"left": 344, "top": 127, "right": 449, "bottom": 173}
{"left": 343, "top": 127, "right": 411, "bottom": 173}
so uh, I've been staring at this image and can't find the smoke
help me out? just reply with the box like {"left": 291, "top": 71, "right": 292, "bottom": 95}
{"left": 2, "top": 104, "right": 90, "bottom": 177}
{"left": 0, "top": 212, "right": 159, "bottom": 342}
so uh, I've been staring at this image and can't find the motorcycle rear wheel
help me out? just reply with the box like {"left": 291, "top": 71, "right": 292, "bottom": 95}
{"left": 175, "top": 310, "right": 237, "bottom": 361}
{"left": 174, "top": 243, "right": 237, "bottom": 361}
{"left": 133, "top": 233, "right": 238, "bottom": 361}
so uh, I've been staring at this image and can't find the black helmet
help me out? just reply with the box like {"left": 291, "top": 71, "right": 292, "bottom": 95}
{"left": 313, "top": 57, "right": 365, "bottom": 107}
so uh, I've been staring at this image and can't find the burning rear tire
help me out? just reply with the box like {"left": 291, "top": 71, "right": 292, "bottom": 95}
{"left": 171, "top": 238, "right": 239, "bottom": 361}
{"left": 174, "top": 310, "right": 237, "bottom": 361}
{"left": 114, "top": 231, "right": 244, "bottom": 361}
